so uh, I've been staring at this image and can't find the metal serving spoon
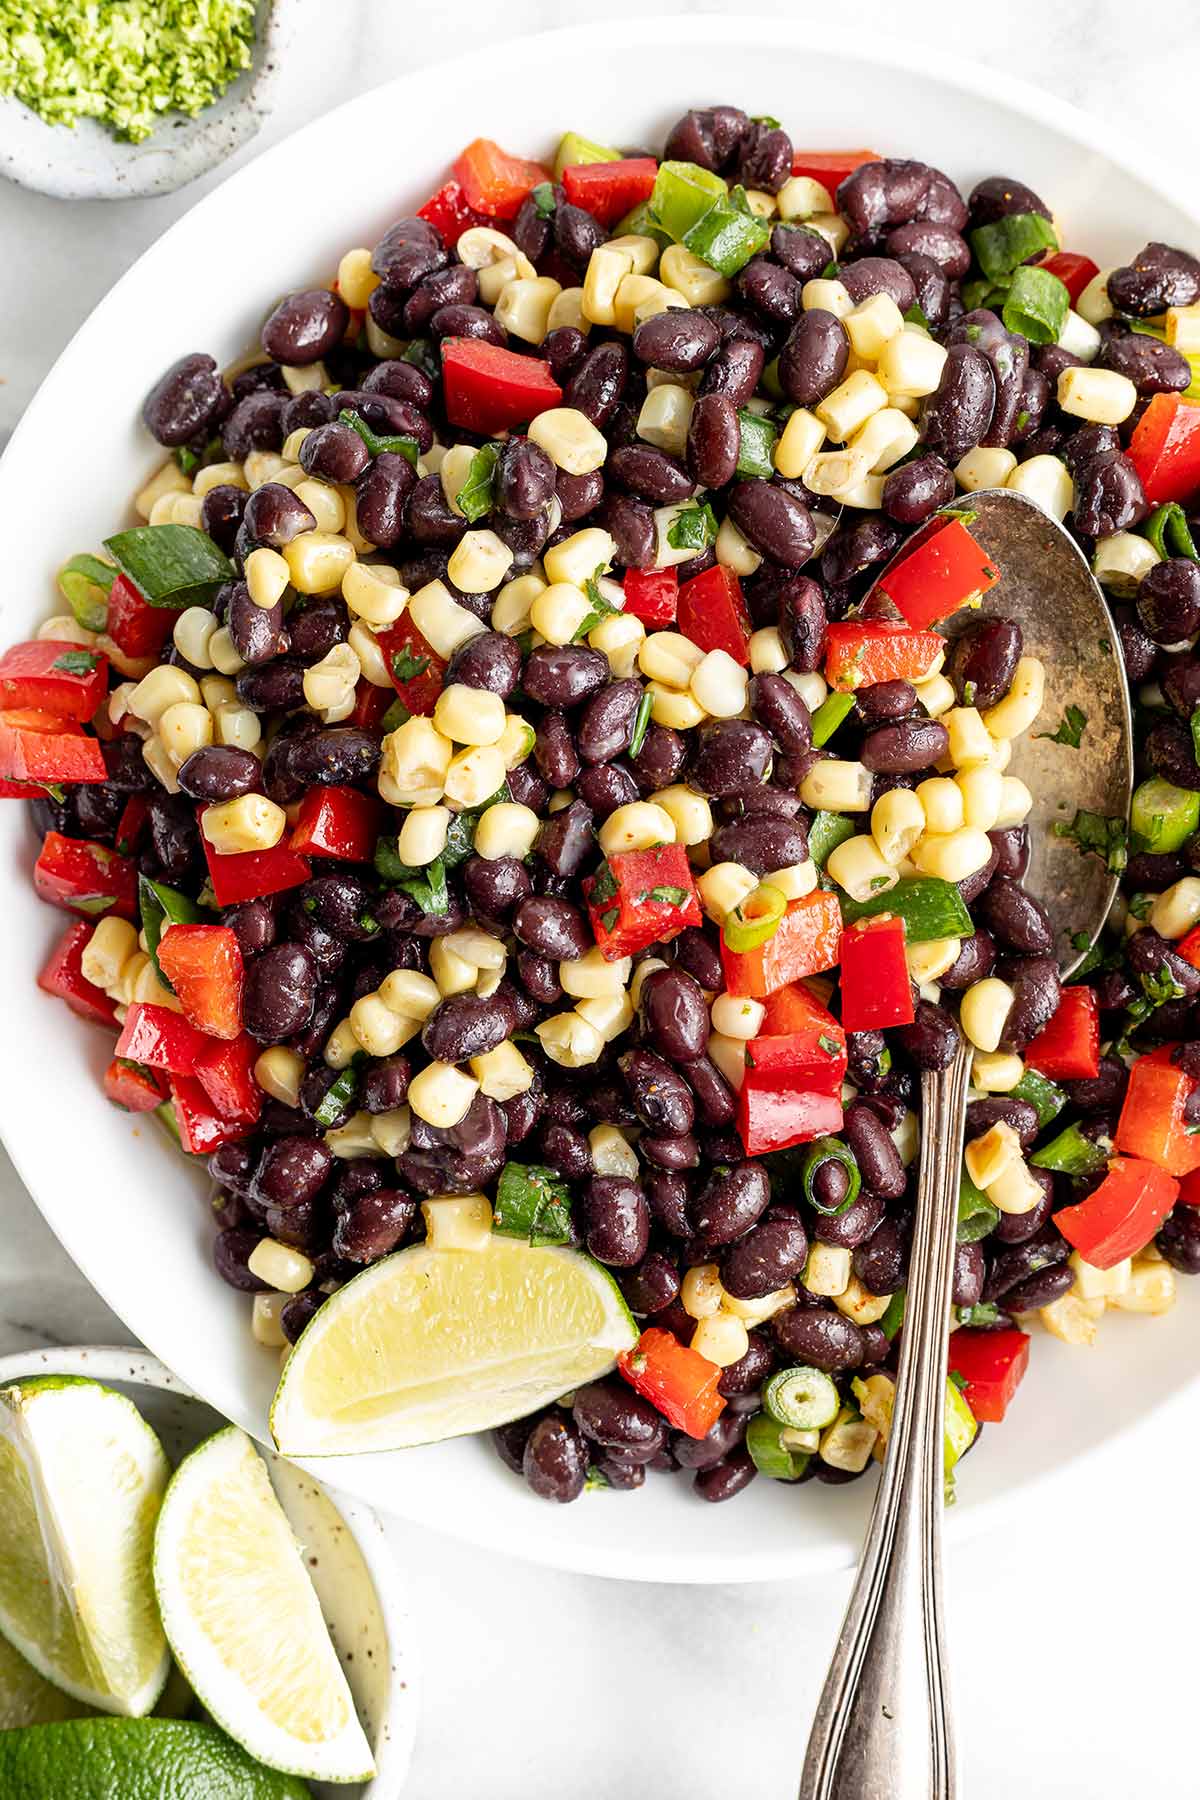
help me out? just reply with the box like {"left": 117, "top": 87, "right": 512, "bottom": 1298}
{"left": 799, "top": 488, "right": 1134, "bottom": 1800}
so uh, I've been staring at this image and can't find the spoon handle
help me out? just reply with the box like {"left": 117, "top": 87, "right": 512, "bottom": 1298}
{"left": 798, "top": 1039, "right": 973, "bottom": 1800}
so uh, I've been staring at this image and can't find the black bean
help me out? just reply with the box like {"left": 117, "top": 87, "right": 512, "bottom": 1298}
{"left": 262, "top": 289, "right": 348, "bottom": 364}
{"left": 523, "top": 1414, "right": 588, "bottom": 1502}
{"left": 774, "top": 1305, "right": 865, "bottom": 1371}
{"left": 813, "top": 1189, "right": 886, "bottom": 1250}
{"left": 738, "top": 256, "right": 802, "bottom": 324}
{"left": 897, "top": 1001, "right": 960, "bottom": 1070}
{"left": 533, "top": 1120, "right": 589, "bottom": 1182}
{"left": 946, "top": 616, "right": 1022, "bottom": 710}
{"left": 1098, "top": 330, "right": 1191, "bottom": 396}
{"left": 690, "top": 1161, "right": 770, "bottom": 1245}
{"left": 728, "top": 480, "right": 814, "bottom": 567}
{"left": 576, "top": 762, "right": 638, "bottom": 816}
{"left": 897, "top": 252, "right": 951, "bottom": 329}
{"left": 840, "top": 256, "right": 916, "bottom": 310}
{"left": 552, "top": 468, "right": 601, "bottom": 522}
{"left": 721, "top": 1204, "right": 809, "bottom": 1298}
{"left": 709, "top": 815, "right": 807, "bottom": 878}
{"left": 564, "top": 342, "right": 628, "bottom": 427}
{"left": 998, "top": 956, "right": 1063, "bottom": 1052}
{"left": 778, "top": 310, "right": 849, "bottom": 407}
{"left": 509, "top": 895, "right": 588, "bottom": 962}
{"left": 737, "top": 120, "right": 792, "bottom": 192}
{"left": 176, "top": 746, "right": 262, "bottom": 802}
{"left": 1108, "top": 242, "right": 1200, "bottom": 318}
{"left": 530, "top": 712, "right": 576, "bottom": 789}
{"left": 977, "top": 878, "right": 1054, "bottom": 955}
{"left": 821, "top": 515, "right": 903, "bottom": 590}
{"left": 633, "top": 309, "right": 721, "bottom": 372}
{"left": 441, "top": 632, "right": 519, "bottom": 699}
{"left": 683, "top": 392, "right": 738, "bottom": 489}
{"left": 297, "top": 420, "right": 370, "bottom": 485}
{"left": 583, "top": 1176, "right": 650, "bottom": 1267}
{"left": 143, "top": 352, "right": 226, "bottom": 446}
{"left": 966, "top": 1096, "right": 1040, "bottom": 1150}
{"left": 748, "top": 671, "right": 812, "bottom": 756}
{"left": 338, "top": 389, "right": 432, "bottom": 452}
{"left": 987, "top": 826, "right": 1029, "bottom": 884}
{"left": 253, "top": 1135, "right": 332, "bottom": 1209}
{"left": 693, "top": 1446, "right": 757, "bottom": 1501}
{"left": 147, "top": 793, "right": 201, "bottom": 883}
{"left": 221, "top": 898, "right": 275, "bottom": 962}
{"left": 689, "top": 718, "right": 774, "bottom": 796}
{"left": 403, "top": 263, "right": 477, "bottom": 334}
{"left": 1138, "top": 559, "right": 1200, "bottom": 644}
{"left": 361, "top": 360, "right": 435, "bottom": 410}
{"left": 554, "top": 201, "right": 607, "bottom": 272}
{"left": 664, "top": 104, "right": 748, "bottom": 171}
{"left": 618, "top": 1049, "right": 695, "bottom": 1135}
{"left": 494, "top": 437, "right": 556, "bottom": 520}
{"left": 620, "top": 1250, "right": 682, "bottom": 1317}
{"left": 853, "top": 1215, "right": 910, "bottom": 1294}
{"left": 533, "top": 797, "right": 592, "bottom": 878}
{"left": 967, "top": 175, "right": 1051, "bottom": 230}
{"left": 244, "top": 943, "right": 316, "bottom": 1041}
{"left": 221, "top": 390, "right": 286, "bottom": 461}
{"left": 843, "top": 1101, "right": 906, "bottom": 1199}
{"left": 371, "top": 215, "right": 444, "bottom": 289}
{"left": 771, "top": 224, "right": 832, "bottom": 283}
{"left": 357, "top": 1054, "right": 411, "bottom": 1115}
{"left": 426, "top": 302, "right": 504, "bottom": 345}
{"left": 354, "top": 452, "right": 416, "bottom": 548}
{"left": 882, "top": 455, "right": 956, "bottom": 525}
{"left": 837, "top": 158, "right": 931, "bottom": 235}
{"left": 523, "top": 643, "right": 609, "bottom": 710}
{"left": 332, "top": 1189, "right": 416, "bottom": 1264}
{"left": 607, "top": 444, "right": 693, "bottom": 506}
{"left": 639, "top": 967, "right": 710, "bottom": 1064}
{"left": 213, "top": 1228, "right": 268, "bottom": 1292}
{"left": 287, "top": 728, "right": 380, "bottom": 788}
{"left": 200, "top": 484, "right": 246, "bottom": 555}
{"left": 699, "top": 336, "right": 765, "bottom": 409}
{"left": 422, "top": 987, "right": 514, "bottom": 1063}
{"left": 940, "top": 930, "right": 996, "bottom": 991}
{"left": 573, "top": 1380, "right": 666, "bottom": 1460}
{"left": 1002, "top": 1264, "right": 1075, "bottom": 1313}
{"left": 288, "top": 594, "right": 349, "bottom": 661}
{"left": 859, "top": 717, "right": 949, "bottom": 774}
{"left": 1157, "top": 1205, "right": 1200, "bottom": 1273}
{"left": 921, "top": 342, "right": 996, "bottom": 464}
{"left": 672, "top": 1413, "right": 749, "bottom": 1472}
{"left": 1146, "top": 718, "right": 1200, "bottom": 791}
{"left": 242, "top": 482, "right": 317, "bottom": 548}
{"left": 953, "top": 1241, "right": 986, "bottom": 1309}
{"left": 957, "top": 845, "right": 998, "bottom": 907}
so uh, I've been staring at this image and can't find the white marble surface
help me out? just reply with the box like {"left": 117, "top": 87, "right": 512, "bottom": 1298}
{"left": 2, "top": 4, "right": 1199, "bottom": 1793}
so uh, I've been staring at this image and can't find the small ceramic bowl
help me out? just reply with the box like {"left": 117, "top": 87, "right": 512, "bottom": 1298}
{"left": 0, "top": 0, "right": 298, "bottom": 200}
{"left": 0, "top": 1345, "right": 418, "bottom": 1798}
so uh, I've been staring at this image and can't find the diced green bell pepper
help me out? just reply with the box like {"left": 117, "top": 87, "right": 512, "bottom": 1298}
{"left": 683, "top": 199, "right": 770, "bottom": 276}
{"left": 649, "top": 160, "right": 727, "bottom": 242}
{"left": 553, "top": 130, "right": 621, "bottom": 179}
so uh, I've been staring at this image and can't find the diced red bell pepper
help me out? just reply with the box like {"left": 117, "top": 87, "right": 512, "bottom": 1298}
{"left": 156, "top": 924, "right": 244, "bottom": 1041}
{"left": 1024, "top": 986, "right": 1100, "bottom": 1082}
{"left": 105, "top": 572, "right": 174, "bottom": 660}
{"left": 452, "top": 138, "right": 551, "bottom": 220}
{"left": 584, "top": 844, "right": 702, "bottom": 961}
{"left": 1039, "top": 251, "right": 1100, "bottom": 306}
{"left": 34, "top": 832, "right": 137, "bottom": 920}
{"left": 791, "top": 149, "right": 880, "bottom": 196}
{"left": 1176, "top": 924, "right": 1200, "bottom": 971}
{"left": 824, "top": 622, "right": 946, "bottom": 691}
{"left": 617, "top": 1327, "right": 726, "bottom": 1439}
{"left": 37, "top": 920, "right": 118, "bottom": 1027}
{"left": 0, "top": 778, "right": 50, "bottom": 797}
{"left": 838, "top": 915, "right": 916, "bottom": 1033}
{"left": 1127, "top": 393, "right": 1200, "bottom": 506}
{"left": 374, "top": 614, "right": 447, "bottom": 715}
{"left": 114, "top": 794, "right": 151, "bottom": 858}
{"left": 103, "top": 1058, "right": 169, "bottom": 1113}
{"left": 114, "top": 1002, "right": 207, "bottom": 1075}
{"left": 441, "top": 339, "right": 562, "bottom": 434}
{"left": 200, "top": 828, "right": 311, "bottom": 909}
{"left": 194, "top": 1032, "right": 263, "bottom": 1126}
{"left": 621, "top": 567, "right": 677, "bottom": 627}
{"left": 170, "top": 1074, "right": 254, "bottom": 1154}
{"left": 747, "top": 983, "right": 846, "bottom": 1095}
{"left": 720, "top": 891, "right": 843, "bottom": 998}
{"left": 947, "top": 1327, "right": 1030, "bottom": 1424}
{"left": 0, "top": 711, "right": 106, "bottom": 785}
{"left": 291, "top": 785, "right": 383, "bottom": 863}
{"left": 737, "top": 1078, "right": 843, "bottom": 1157}
{"left": 561, "top": 157, "right": 658, "bottom": 225}
{"left": 1114, "top": 1047, "right": 1200, "bottom": 1177}
{"left": 676, "top": 564, "right": 752, "bottom": 666}
{"left": 1055, "top": 1155, "right": 1181, "bottom": 1268}
{"left": 417, "top": 178, "right": 490, "bottom": 247}
{"left": 876, "top": 519, "right": 1000, "bottom": 632}
{"left": 0, "top": 641, "right": 108, "bottom": 722}
{"left": 348, "top": 679, "right": 395, "bottom": 732}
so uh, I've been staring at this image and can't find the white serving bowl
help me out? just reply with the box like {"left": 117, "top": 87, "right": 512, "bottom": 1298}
{"left": 1, "top": 17, "right": 1198, "bottom": 1584}
{"left": 0, "top": 1346, "right": 418, "bottom": 1797}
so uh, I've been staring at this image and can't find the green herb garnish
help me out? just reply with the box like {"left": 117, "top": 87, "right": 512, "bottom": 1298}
{"left": 50, "top": 650, "right": 99, "bottom": 675}
{"left": 456, "top": 443, "right": 499, "bottom": 523}
{"left": 1053, "top": 808, "right": 1128, "bottom": 875}
{"left": 666, "top": 500, "right": 719, "bottom": 553}
{"left": 339, "top": 408, "right": 419, "bottom": 467}
{"left": 1036, "top": 703, "right": 1087, "bottom": 748}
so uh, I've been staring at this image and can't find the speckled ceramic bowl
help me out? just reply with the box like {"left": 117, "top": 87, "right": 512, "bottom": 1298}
{"left": 0, "top": 1345, "right": 418, "bottom": 1797}
{"left": 0, "top": 0, "right": 299, "bottom": 200}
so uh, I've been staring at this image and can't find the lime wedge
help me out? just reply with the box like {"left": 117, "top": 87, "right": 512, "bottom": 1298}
{"left": 270, "top": 1235, "right": 638, "bottom": 1457}
{"left": 0, "top": 1631, "right": 90, "bottom": 1731}
{"left": 0, "top": 1377, "right": 170, "bottom": 1717}
{"left": 153, "top": 1427, "right": 374, "bottom": 1785}
{"left": 0, "top": 1718, "right": 311, "bottom": 1798}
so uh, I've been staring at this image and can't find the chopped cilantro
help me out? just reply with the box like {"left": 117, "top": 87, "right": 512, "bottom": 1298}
{"left": 530, "top": 181, "right": 557, "bottom": 220}
{"left": 1036, "top": 704, "right": 1087, "bottom": 748}
{"left": 665, "top": 500, "right": 719, "bottom": 554}
{"left": 391, "top": 648, "right": 431, "bottom": 684}
{"left": 1053, "top": 809, "right": 1128, "bottom": 875}
{"left": 50, "top": 649, "right": 99, "bottom": 676}
{"left": 456, "top": 442, "right": 499, "bottom": 523}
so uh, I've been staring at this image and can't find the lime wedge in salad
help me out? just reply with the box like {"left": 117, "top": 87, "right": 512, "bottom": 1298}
{"left": 152, "top": 1426, "right": 375, "bottom": 1786}
{"left": 271, "top": 1236, "right": 638, "bottom": 1457}
{"left": 0, "top": 1376, "right": 170, "bottom": 1718}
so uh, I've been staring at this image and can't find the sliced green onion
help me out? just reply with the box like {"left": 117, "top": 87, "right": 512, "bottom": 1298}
{"left": 735, "top": 409, "right": 780, "bottom": 479}
{"left": 969, "top": 212, "right": 1058, "bottom": 284}
{"left": 1029, "top": 1122, "right": 1109, "bottom": 1177}
{"left": 801, "top": 1136, "right": 862, "bottom": 1216}
{"left": 943, "top": 1376, "right": 978, "bottom": 1494}
{"left": 808, "top": 809, "right": 856, "bottom": 868}
{"left": 314, "top": 1064, "right": 359, "bottom": 1128}
{"left": 880, "top": 1288, "right": 907, "bottom": 1340}
{"left": 683, "top": 200, "right": 770, "bottom": 276}
{"left": 1009, "top": 1068, "right": 1067, "bottom": 1130}
{"left": 57, "top": 553, "right": 115, "bottom": 633}
{"left": 339, "top": 409, "right": 420, "bottom": 467}
{"left": 629, "top": 689, "right": 654, "bottom": 758}
{"left": 745, "top": 1412, "right": 810, "bottom": 1482}
{"left": 1001, "top": 264, "right": 1069, "bottom": 346}
{"left": 839, "top": 876, "right": 973, "bottom": 943}
{"left": 722, "top": 881, "right": 787, "bottom": 953}
{"left": 648, "top": 160, "right": 728, "bottom": 242}
{"left": 456, "top": 443, "right": 499, "bottom": 523}
{"left": 1130, "top": 776, "right": 1200, "bottom": 855}
{"left": 764, "top": 1365, "right": 840, "bottom": 1431}
{"left": 1144, "top": 502, "right": 1199, "bottom": 562}
{"left": 810, "top": 691, "right": 855, "bottom": 747}
{"left": 960, "top": 276, "right": 1008, "bottom": 314}
{"left": 102, "top": 524, "right": 234, "bottom": 610}
{"left": 492, "top": 1161, "right": 574, "bottom": 1246}
{"left": 957, "top": 1165, "right": 1000, "bottom": 1244}
{"left": 957, "top": 1301, "right": 1004, "bottom": 1328}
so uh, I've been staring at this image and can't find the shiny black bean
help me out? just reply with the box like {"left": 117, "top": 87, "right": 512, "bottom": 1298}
{"left": 534, "top": 1121, "right": 590, "bottom": 1182}
{"left": 209, "top": 1141, "right": 258, "bottom": 1201}
{"left": 350, "top": 452, "right": 414, "bottom": 549}
{"left": 766, "top": 575, "right": 824, "bottom": 673}
{"left": 664, "top": 104, "right": 748, "bottom": 171}
{"left": 778, "top": 310, "right": 849, "bottom": 407}
{"left": 532, "top": 797, "right": 591, "bottom": 879}
{"left": 338, "top": 389, "right": 432, "bottom": 452}
{"left": 1098, "top": 329, "right": 1191, "bottom": 396}
{"left": 1146, "top": 718, "right": 1200, "bottom": 791}
{"left": 575, "top": 762, "right": 637, "bottom": 817}
{"left": 672, "top": 1412, "right": 751, "bottom": 1473}
{"left": 633, "top": 309, "right": 721, "bottom": 371}
{"left": 682, "top": 392, "right": 737, "bottom": 490}
{"left": 440, "top": 633, "right": 518, "bottom": 700}
{"left": 946, "top": 616, "right": 1022, "bottom": 712}
{"left": 1108, "top": 242, "right": 1200, "bottom": 317}
{"left": 584, "top": 1176, "right": 650, "bottom": 1267}
{"left": 357, "top": 1054, "right": 411, "bottom": 1116}
{"left": 735, "top": 119, "right": 792, "bottom": 191}
{"left": 143, "top": 352, "right": 226, "bottom": 446}
{"left": 709, "top": 815, "right": 807, "bottom": 877}
{"left": 820, "top": 515, "right": 902, "bottom": 589}
{"left": 530, "top": 713, "right": 576, "bottom": 789}
{"left": 422, "top": 989, "right": 516, "bottom": 1063}
{"left": 813, "top": 1190, "right": 887, "bottom": 1252}
{"left": 728, "top": 480, "right": 814, "bottom": 568}
{"left": 682, "top": 1055, "right": 739, "bottom": 1129}
{"left": 221, "top": 390, "right": 286, "bottom": 461}
{"left": 333, "top": 1189, "right": 416, "bottom": 1264}
{"left": 843, "top": 1101, "right": 906, "bottom": 1199}
{"left": 957, "top": 845, "right": 997, "bottom": 907}
{"left": 213, "top": 1228, "right": 268, "bottom": 1292}
{"left": 402, "top": 263, "right": 477, "bottom": 334}
{"left": 643, "top": 1132, "right": 701, "bottom": 1171}
{"left": 1074, "top": 453, "right": 1146, "bottom": 538}
{"left": 287, "top": 728, "right": 380, "bottom": 788}
{"left": 690, "top": 719, "right": 774, "bottom": 796}
{"left": 595, "top": 491, "right": 654, "bottom": 570}
{"left": 253, "top": 1134, "right": 332, "bottom": 1210}
{"left": 671, "top": 927, "right": 723, "bottom": 993}
{"left": 618, "top": 727, "right": 676, "bottom": 800}
{"left": 897, "top": 1001, "right": 960, "bottom": 1070}
{"left": 147, "top": 793, "right": 201, "bottom": 883}
{"left": 554, "top": 201, "right": 607, "bottom": 272}
{"left": 940, "top": 930, "right": 997, "bottom": 992}
{"left": 1126, "top": 926, "right": 1200, "bottom": 998}
{"left": 221, "top": 898, "right": 275, "bottom": 962}
{"left": 199, "top": 484, "right": 247, "bottom": 555}
{"left": 698, "top": 337, "right": 765, "bottom": 412}
{"left": 839, "top": 256, "right": 916, "bottom": 310}
{"left": 998, "top": 955, "right": 1063, "bottom": 1052}
{"left": 620, "top": 1251, "right": 683, "bottom": 1317}
{"left": 510, "top": 895, "right": 589, "bottom": 962}
{"left": 619, "top": 1049, "right": 695, "bottom": 1135}
{"left": 854, "top": 681, "right": 916, "bottom": 726}
{"left": 361, "top": 360, "right": 435, "bottom": 409}
{"left": 853, "top": 1214, "right": 909, "bottom": 1295}
{"left": 638, "top": 967, "right": 709, "bottom": 1064}
{"left": 371, "top": 215, "right": 444, "bottom": 289}
{"left": 881, "top": 455, "right": 955, "bottom": 526}
{"left": 966, "top": 1096, "right": 1039, "bottom": 1150}
{"left": 289, "top": 979, "right": 342, "bottom": 1059}
{"left": 921, "top": 343, "right": 996, "bottom": 463}
{"left": 641, "top": 1171, "right": 689, "bottom": 1241}
{"left": 298, "top": 420, "right": 370, "bottom": 484}
{"left": 288, "top": 595, "right": 349, "bottom": 661}
{"left": 720, "top": 1205, "right": 809, "bottom": 1299}
{"left": 952, "top": 1241, "right": 986, "bottom": 1308}
{"left": 1138, "top": 559, "right": 1200, "bottom": 644}
{"left": 1157, "top": 1205, "right": 1200, "bottom": 1273}
{"left": 575, "top": 683, "right": 643, "bottom": 768}
{"left": 690, "top": 1161, "right": 770, "bottom": 1245}
{"left": 523, "top": 1414, "right": 588, "bottom": 1503}
{"left": 693, "top": 1446, "right": 757, "bottom": 1501}
{"left": 493, "top": 437, "right": 555, "bottom": 521}
{"left": 984, "top": 827, "right": 1027, "bottom": 886}
{"left": 573, "top": 1380, "right": 666, "bottom": 1460}
{"left": 771, "top": 223, "right": 831, "bottom": 283}
{"left": 967, "top": 175, "right": 1051, "bottom": 230}
{"left": 1004, "top": 1263, "right": 1075, "bottom": 1312}
{"left": 859, "top": 717, "right": 949, "bottom": 774}
{"left": 897, "top": 251, "right": 951, "bottom": 328}
{"left": 774, "top": 1305, "right": 865, "bottom": 1371}
{"left": 607, "top": 443, "right": 692, "bottom": 506}
{"left": 977, "top": 878, "right": 1054, "bottom": 955}
{"left": 523, "top": 643, "right": 609, "bottom": 710}
{"left": 886, "top": 220, "right": 969, "bottom": 276}
{"left": 837, "top": 158, "right": 930, "bottom": 235}
{"left": 462, "top": 856, "right": 530, "bottom": 931}
{"left": 1162, "top": 656, "right": 1200, "bottom": 719}
{"left": 738, "top": 256, "right": 802, "bottom": 324}
{"left": 242, "top": 482, "right": 317, "bottom": 549}
{"left": 176, "top": 746, "right": 261, "bottom": 802}
{"left": 261, "top": 289, "right": 348, "bottom": 364}
{"left": 244, "top": 943, "right": 316, "bottom": 1041}
{"left": 1115, "top": 613, "right": 1157, "bottom": 686}
{"left": 424, "top": 302, "right": 503, "bottom": 345}
{"left": 551, "top": 468, "right": 600, "bottom": 522}
{"left": 564, "top": 342, "right": 628, "bottom": 427}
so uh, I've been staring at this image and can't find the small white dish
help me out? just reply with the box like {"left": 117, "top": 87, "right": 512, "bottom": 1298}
{"left": 0, "top": 1345, "right": 418, "bottom": 1799}
{"left": 0, "top": 0, "right": 298, "bottom": 200}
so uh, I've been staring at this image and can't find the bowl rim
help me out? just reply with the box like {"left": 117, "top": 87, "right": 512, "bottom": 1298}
{"left": 2, "top": 13, "right": 1200, "bottom": 1584}
{"left": 0, "top": 1344, "right": 419, "bottom": 1795}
